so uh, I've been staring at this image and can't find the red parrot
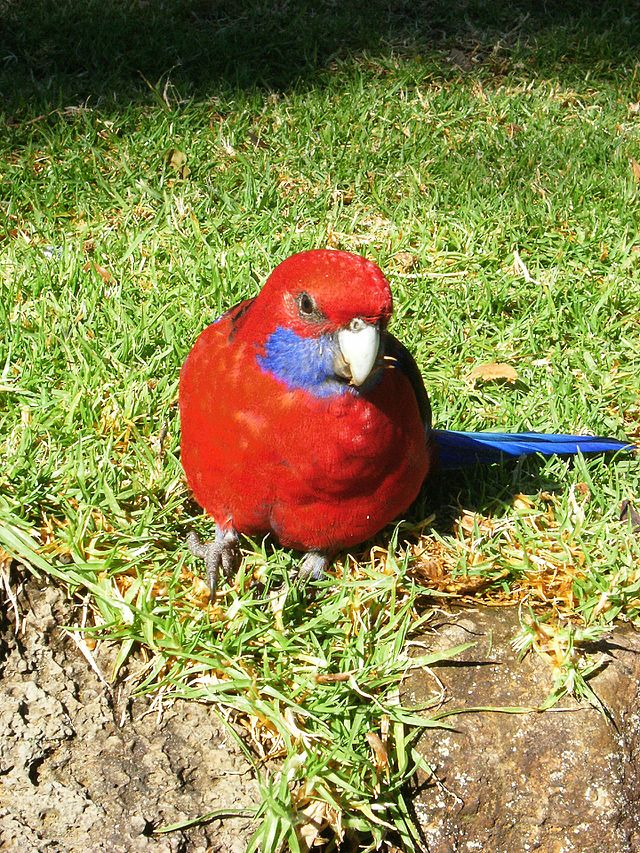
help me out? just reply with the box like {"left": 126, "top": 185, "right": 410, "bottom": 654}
{"left": 179, "top": 249, "right": 433, "bottom": 591}
{"left": 179, "top": 249, "right": 631, "bottom": 594}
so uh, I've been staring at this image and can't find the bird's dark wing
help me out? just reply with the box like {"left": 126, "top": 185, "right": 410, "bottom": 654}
{"left": 384, "top": 332, "right": 432, "bottom": 432}
{"left": 219, "top": 297, "right": 255, "bottom": 341}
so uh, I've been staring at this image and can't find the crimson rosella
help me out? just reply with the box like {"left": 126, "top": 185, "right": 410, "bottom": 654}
{"left": 179, "top": 249, "right": 631, "bottom": 595}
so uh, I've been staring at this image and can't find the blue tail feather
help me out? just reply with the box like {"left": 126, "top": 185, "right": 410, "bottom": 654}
{"left": 432, "top": 429, "right": 634, "bottom": 469}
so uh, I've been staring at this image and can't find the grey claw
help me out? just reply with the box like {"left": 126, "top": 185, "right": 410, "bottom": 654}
{"left": 187, "top": 526, "right": 239, "bottom": 599}
{"left": 295, "top": 551, "right": 331, "bottom": 584}
{"left": 186, "top": 530, "right": 207, "bottom": 559}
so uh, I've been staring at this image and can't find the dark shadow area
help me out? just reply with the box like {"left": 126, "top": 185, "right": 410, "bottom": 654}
{"left": 397, "top": 450, "right": 631, "bottom": 594}
{"left": 415, "top": 452, "right": 577, "bottom": 528}
{"left": 1, "top": 0, "right": 639, "bottom": 113}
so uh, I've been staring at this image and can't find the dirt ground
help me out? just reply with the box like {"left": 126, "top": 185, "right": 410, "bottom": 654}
{"left": 0, "top": 567, "right": 258, "bottom": 852}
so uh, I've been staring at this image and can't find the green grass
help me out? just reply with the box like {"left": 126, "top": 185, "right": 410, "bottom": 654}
{"left": 2, "top": 1, "right": 640, "bottom": 849}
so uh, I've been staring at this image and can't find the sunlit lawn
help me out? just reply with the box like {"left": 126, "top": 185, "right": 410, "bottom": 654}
{"left": 2, "top": 1, "right": 640, "bottom": 849}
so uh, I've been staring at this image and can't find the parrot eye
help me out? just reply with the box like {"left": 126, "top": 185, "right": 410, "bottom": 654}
{"left": 297, "top": 292, "right": 319, "bottom": 319}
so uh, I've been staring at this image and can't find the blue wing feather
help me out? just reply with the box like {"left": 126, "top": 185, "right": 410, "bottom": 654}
{"left": 433, "top": 430, "right": 634, "bottom": 469}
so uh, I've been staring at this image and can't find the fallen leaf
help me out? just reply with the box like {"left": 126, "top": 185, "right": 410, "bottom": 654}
{"left": 468, "top": 362, "right": 519, "bottom": 385}
{"left": 169, "top": 148, "right": 186, "bottom": 169}
{"left": 575, "top": 482, "right": 591, "bottom": 501}
{"left": 620, "top": 499, "right": 640, "bottom": 533}
{"left": 630, "top": 158, "right": 640, "bottom": 183}
{"left": 298, "top": 799, "right": 336, "bottom": 851}
{"left": 282, "top": 707, "right": 309, "bottom": 741}
{"left": 448, "top": 47, "right": 475, "bottom": 71}
{"left": 168, "top": 149, "right": 190, "bottom": 178}
{"left": 247, "top": 131, "right": 267, "bottom": 149}
{"left": 331, "top": 187, "right": 354, "bottom": 205}
{"left": 365, "top": 732, "right": 389, "bottom": 770}
{"left": 393, "top": 251, "right": 416, "bottom": 271}
{"left": 315, "top": 671, "right": 353, "bottom": 683}
{"left": 83, "top": 262, "right": 113, "bottom": 283}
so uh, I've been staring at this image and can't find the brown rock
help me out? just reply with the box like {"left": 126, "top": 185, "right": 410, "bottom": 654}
{"left": 406, "top": 607, "right": 640, "bottom": 853}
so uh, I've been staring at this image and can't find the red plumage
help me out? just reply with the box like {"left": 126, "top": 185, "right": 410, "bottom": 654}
{"left": 179, "top": 249, "right": 432, "bottom": 560}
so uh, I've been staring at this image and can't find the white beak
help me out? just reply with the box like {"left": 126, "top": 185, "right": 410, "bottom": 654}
{"left": 337, "top": 320, "right": 380, "bottom": 386}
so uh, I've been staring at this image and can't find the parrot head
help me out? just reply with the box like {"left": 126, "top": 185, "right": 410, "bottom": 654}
{"left": 247, "top": 249, "right": 394, "bottom": 396}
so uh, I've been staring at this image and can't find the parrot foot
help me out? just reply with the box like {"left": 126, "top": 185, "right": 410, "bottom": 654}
{"left": 187, "top": 526, "right": 239, "bottom": 600}
{"left": 295, "top": 551, "right": 331, "bottom": 583}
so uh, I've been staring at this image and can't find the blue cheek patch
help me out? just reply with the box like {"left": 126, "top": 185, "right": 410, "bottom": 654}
{"left": 257, "top": 327, "right": 349, "bottom": 398}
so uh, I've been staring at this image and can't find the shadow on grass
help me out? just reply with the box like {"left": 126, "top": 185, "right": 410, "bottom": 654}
{"left": 415, "top": 453, "right": 575, "bottom": 528}
{"left": 2, "top": 0, "right": 639, "bottom": 113}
